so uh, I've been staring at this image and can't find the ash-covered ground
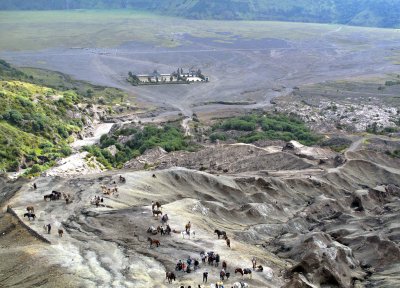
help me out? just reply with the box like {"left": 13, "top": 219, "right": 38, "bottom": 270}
{"left": 1, "top": 138, "right": 400, "bottom": 288}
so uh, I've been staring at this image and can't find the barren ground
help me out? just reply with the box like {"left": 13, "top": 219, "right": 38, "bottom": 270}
{"left": 1, "top": 138, "right": 400, "bottom": 287}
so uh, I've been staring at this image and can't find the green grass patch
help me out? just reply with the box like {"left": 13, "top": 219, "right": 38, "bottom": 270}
{"left": 212, "top": 113, "right": 321, "bottom": 146}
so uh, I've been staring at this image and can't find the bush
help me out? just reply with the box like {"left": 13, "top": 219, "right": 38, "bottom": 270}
{"left": 215, "top": 113, "right": 320, "bottom": 146}
{"left": 29, "top": 164, "right": 42, "bottom": 174}
{"left": 210, "top": 132, "right": 226, "bottom": 143}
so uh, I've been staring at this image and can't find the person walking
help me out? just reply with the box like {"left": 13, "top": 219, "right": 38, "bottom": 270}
{"left": 203, "top": 271, "right": 208, "bottom": 283}
{"left": 252, "top": 257, "right": 257, "bottom": 270}
{"left": 185, "top": 221, "right": 191, "bottom": 233}
{"left": 215, "top": 253, "right": 220, "bottom": 267}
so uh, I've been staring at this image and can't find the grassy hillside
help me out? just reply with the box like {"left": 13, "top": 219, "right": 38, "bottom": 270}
{"left": 0, "top": 0, "right": 398, "bottom": 28}
{"left": 0, "top": 60, "right": 128, "bottom": 175}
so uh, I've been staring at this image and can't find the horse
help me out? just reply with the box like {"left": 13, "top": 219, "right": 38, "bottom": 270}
{"left": 233, "top": 282, "right": 249, "bottom": 288}
{"left": 214, "top": 229, "right": 227, "bottom": 239}
{"left": 23, "top": 213, "right": 36, "bottom": 220}
{"left": 44, "top": 194, "right": 54, "bottom": 201}
{"left": 165, "top": 272, "right": 176, "bottom": 283}
{"left": 255, "top": 265, "right": 263, "bottom": 272}
{"left": 51, "top": 191, "right": 62, "bottom": 200}
{"left": 207, "top": 253, "right": 215, "bottom": 266}
{"left": 58, "top": 229, "right": 64, "bottom": 237}
{"left": 147, "top": 226, "right": 158, "bottom": 235}
{"left": 181, "top": 230, "right": 195, "bottom": 239}
{"left": 147, "top": 237, "right": 160, "bottom": 247}
{"left": 226, "top": 238, "right": 231, "bottom": 248}
{"left": 222, "top": 260, "right": 227, "bottom": 270}
{"left": 152, "top": 210, "right": 162, "bottom": 218}
{"left": 235, "top": 268, "right": 252, "bottom": 279}
{"left": 152, "top": 201, "right": 162, "bottom": 211}
{"left": 26, "top": 206, "right": 34, "bottom": 213}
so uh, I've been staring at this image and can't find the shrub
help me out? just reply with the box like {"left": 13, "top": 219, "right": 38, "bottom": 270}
{"left": 210, "top": 133, "right": 226, "bottom": 143}
{"left": 29, "top": 164, "right": 42, "bottom": 174}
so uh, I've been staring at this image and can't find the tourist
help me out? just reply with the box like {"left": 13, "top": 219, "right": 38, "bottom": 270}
{"left": 203, "top": 271, "right": 208, "bottom": 283}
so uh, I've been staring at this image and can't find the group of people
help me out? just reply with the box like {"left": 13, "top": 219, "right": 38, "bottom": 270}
{"left": 200, "top": 251, "right": 221, "bottom": 267}
{"left": 175, "top": 256, "right": 201, "bottom": 273}
{"left": 91, "top": 195, "right": 104, "bottom": 207}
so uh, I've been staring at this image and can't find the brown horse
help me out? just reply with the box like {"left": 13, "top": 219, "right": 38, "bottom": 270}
{"left": 165, "top": 271, "right": 176, "bottom": 283}
{"left": 235, "top": 268, "right": 252, "bottom": 278}
{"left": 58, "top": 229, "right": 64, "bottom": 237}
{"left": 26, "top": 206, "right": 34, "bottom": 213}
{"left": 148, "top": 237, "right": 160, "bottom": 248}
{"left": 226, "top": 237, "right": 231, "bottom": 248}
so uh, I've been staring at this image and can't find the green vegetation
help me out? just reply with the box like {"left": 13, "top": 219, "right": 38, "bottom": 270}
{"left": 84, "top": 124, "right": 194, "bottom": 169}
{"left": 0, "top": 1, "right": 399, "bottom": 28}
{"left": 0, "top": 80, "right": 80, "bottom": 173}
{"left": 385, "top": 80, "right": 400, "bottom": 86}
{"left": 18, "top": 68, "right": 128, "bottom": 106}
{"left": 127, "top": 72, "right": 140, "bottom": 86}
{"left": 211, "top": 113, "right": 320, "bottom": 146}
{"left": 385, "top": 150, "right": 400, "bottom": 159}
{"left": 0, "top": 60, "right": 128, "bottom": 175}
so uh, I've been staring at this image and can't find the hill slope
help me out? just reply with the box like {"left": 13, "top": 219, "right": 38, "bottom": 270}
{"left": 0, "top": 60, "right": 126, "bottom": 174}
{"left": 0, "top": 0, "right": 399, "bottom": 28}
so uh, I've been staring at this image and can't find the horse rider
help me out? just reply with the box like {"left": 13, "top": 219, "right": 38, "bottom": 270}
{"left": 215, "top": 253, "right": 220, "bottom": 267}
{"left": 166, "top": 224, "right": 171, "bottom": 235}
{"left": 220, "top": 269, "right": 225, "bottom": 280}
{"left": 252, "top": 257, "right": 257, "bottom": 270}
{"left": 185, "top": 221, "right": 191, "bottom": 233}
{"left": 47, "top": 223, "right": 51, "bottom": 234}
{"left": 161, "top": 213, "right": 168, "bottom": 223}
{"left": 194, "top": 259, "right": 200, "bottom": 270}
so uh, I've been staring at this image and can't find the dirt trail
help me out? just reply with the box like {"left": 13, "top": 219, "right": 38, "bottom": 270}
{"left": 71, "top": 123, "right": 114, "bottom": 149}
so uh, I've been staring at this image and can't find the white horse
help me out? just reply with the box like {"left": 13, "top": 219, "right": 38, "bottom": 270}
{"left": 233, "top": 282, "right": 249, "bottom": 288}
{"left": 181, "top": 230, "right": 195, "bottom": 239}
{"left": 264, "top": 266, "right": 274, "bottom": 280}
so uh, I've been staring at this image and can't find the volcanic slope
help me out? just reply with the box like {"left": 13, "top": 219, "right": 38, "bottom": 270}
{"left": 2, "top": 138, "right": 400, "bottom": 287}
